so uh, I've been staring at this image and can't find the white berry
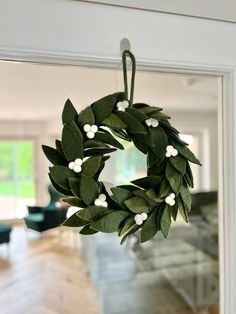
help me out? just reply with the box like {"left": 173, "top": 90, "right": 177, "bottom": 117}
{"left": 165, "top": 145, "right": 178, "bottom": 158}
{"left": 102, "top": 201, "right": 108, "bottom": 207}
{"left": 83, "top": 124, "right": 91, "bottom": 132}
{"left": 74, "top": 158, "right": 83, "bottom": 166}
{"left": 116, "top": 100, "right": 129, "bottom": 111}
{"left": 98, "top": 194, "right": 106, "bottom": 202}
{"left": 87, "top": 131, "right": 95, "bottom": 139}
{"left": 165, "top": 193, "right": 176, "bottom": 206}
{"left": 91, "top": 125, "right": 98, "bottom": 133}
{"left": 141, "top": 213, "right": 148, "bottom": 220}
{"left": 134, "top": 214, "right": 143, "bottom": 225}
{"left": 166, "top": 145, "right": 174, "bottom": 153}
{"left": 73, "top": 165, "right": 82, "bottom": 173}
{"left": 94, "top": 199, "right": 102, "bottom": 206}
{"left": 145, "top": 118, "right": 159, "bottom": 128}
{"left": 68, "top": 162, "right": 75, "bottom": 170}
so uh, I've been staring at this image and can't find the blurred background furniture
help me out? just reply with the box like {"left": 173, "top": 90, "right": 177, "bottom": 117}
{"left": 0, "top": 223, "right": 12, "bottom": 246}
{"left": 24, "top": 185, "right": 68, "bottom": 233}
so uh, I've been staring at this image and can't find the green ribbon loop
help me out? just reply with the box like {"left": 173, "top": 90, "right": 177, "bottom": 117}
{"left": 122, "top": 50, "right": 136, "bottom": 106}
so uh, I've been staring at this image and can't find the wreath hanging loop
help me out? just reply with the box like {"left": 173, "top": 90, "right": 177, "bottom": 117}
{"left": 42, "top": 50, "right": 201, "bottom": 244}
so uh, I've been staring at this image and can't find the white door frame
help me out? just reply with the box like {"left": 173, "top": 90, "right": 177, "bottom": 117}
{"left": 0, "top": 50, "right": 234, "bottom": 314}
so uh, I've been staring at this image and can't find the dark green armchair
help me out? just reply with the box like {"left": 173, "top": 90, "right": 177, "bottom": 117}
{"left": 0, "top": 224, "right": 12, "bottom": 245}
{"left": 24, "top": 185, "right": 68, "bottom": 233}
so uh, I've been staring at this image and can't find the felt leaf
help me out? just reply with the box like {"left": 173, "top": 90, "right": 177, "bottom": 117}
{"left": 138, "top": 106, "right": 162, "bottom": 113}
{"left": 84, "top": 140, "right": 108, "bottom": 149}
{"left": 62, "top": 212, "right": 87, "bottom": 227}
{"left": 111, "top": 129, "right": 131, "bottom": 141}
{"left": 92, "top": 92, "right": 125, "bottom": 123}
{"left": 94, "top": 132, "right": 124, "bottom": 150}
{"left": 132, "top": 176, "right": 162, "bottom": 189}
{"left": 77, "top": 106, "right": 95, "bottom": 126}
{"left": 80, "top": 176, "right": 98, "bottom": 206}
{"left": 160, "top": 205, "right": 171, "bottom": 238}
{"left": 148, "top": 159, "right": 167, "bottom": 177}
{"left": 116, "top": 111, "right": 146, "bottom": 134}
{"left": 148, "top": 111, "right": 170, "bottom": 120}
{"left": 91, "top": 210, "right": 130, "bottom": 233}
{"left": 133, "top": 103, "right": 149, "bottom": 109}
{"left": 165, "top": 162, "right": 182, "bottom": 194}
{"left": 135, "top": 128, "right": 155, "bottom": 148}
{"left": 80, "top": 225, "right": 98, "bottom": 235}
{"left": 102, "top": 113, "right": 127, "bottom": 129}
{"left": 111, "top": 187, "right": 133, "bottom": 204}
{"left": 77, "top": 206, "right": 111, "bottom": 221}
{"left": 49, "top": 173, "right": 70, "bottom": 196}
{"left": 151, "top": 126, "right": 168, "bottom": 159}
{"left": 140, "top": 209, "right": 158, "bottom": 243}
{"left": 169, "top": 155, "right": 186, "bottom": 175}
{"left": 117, "top": 185, "right": 138, "bottom": 192}
{"left": 180, "top": 183, "right": 192, "bottom": 209}
{"left": 126, "top": 108, "right": 147, "bottom": 121}
{"left": 42, "top": 145, "right": 66, "bottom": 166}
{"left": 133, "top": 190, "right": 156, "bottom": 206}
{"left": 62, "top": 124, "right": 83, "bottom": 161}
{"left": 55, "top": 140, "right": 66, "bottom": 158}
{"left": 159, "top": 121, "right": 179, "bottom": 134}
{"left": 68, "top": 177, "right": 80, "bottom": 197}
{"left": 184, "top": 161, "right": 194, "bottom": 188}
{"left": 82, "top": 156, "right": 101, "bottom": 176}
{"left": 118, "top": 216, "right": 135, "bottom": 236}
{"left": 120, "top": 224, "right": 140, "bottom": 245}
{"left": 50, "top": 166, "right": 74, "bottom": 190}
{"left": 62, "top": 99, "right": 77, "bottom": 124}
{"left": 84, "top": 147, "right": 116, "bottom": 157}
{"left": 168, "top": 131, "right": 188, "bottom": 146}
{"left": 124, "top": 197, "right": 150, "bottom": 213}
{"left": 170, "top": 140, "right": 202, "bottom": 166}
{"left": 178, "top": 198, "right": 189, "bottom": 222}
{"left": 61, "top": 197, "right": 85, "bottom": 207}
{"left": 132, "top": 137, "right": 149, "bottom": 154}
{"left": 170, "top": 199, "right": 179, "bottom": 221}
{"left": 68, "top": 120, "right": 83, "bottom": 142}
{"left": 145, "top": 188, "right": 163, "bottom": 203}
{"left": 159, "top": 178, "right": 173, "bottom": 198}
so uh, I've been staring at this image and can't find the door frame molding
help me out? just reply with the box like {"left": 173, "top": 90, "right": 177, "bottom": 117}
{"left": 0, "top": 47, "right": 234, "bottom": 314}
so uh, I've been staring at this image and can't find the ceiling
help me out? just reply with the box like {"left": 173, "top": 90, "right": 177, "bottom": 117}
{"left": 0, "top": 61, "right": 218, "bottom": 121}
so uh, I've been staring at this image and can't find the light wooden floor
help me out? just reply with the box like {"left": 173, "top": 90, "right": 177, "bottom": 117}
{"left": 0, "top": 226, "right": 101, "bottom": 314}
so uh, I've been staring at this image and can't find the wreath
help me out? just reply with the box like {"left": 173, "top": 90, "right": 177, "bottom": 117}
{"left": 42, "top": 51, "right": 201, "bottom": 244}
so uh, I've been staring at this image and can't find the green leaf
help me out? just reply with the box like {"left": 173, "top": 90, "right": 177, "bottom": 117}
{"left": 170, "top": 199, "right": 179, "bottom": 221}
{"left": 50, "top": 166, "right": 74, "bottom": 190}
{"left": 160, "top": 205, "right": 171, "bottom": 238}
{"left": 159, "top": 121, "right": 179, "bottom": 134}
{"left": 116, "top": 111, "right": 146, "bottom": 134}
{"left": 42, "top": 145, "right": 66, "bottom": 166}
{"left": 82, "top": 156, "right": 101, "bottom": 177}
{"left": 126, "top": 108, "right": 147, "bottom": 121}
{"left": 178, "top": 198, "right": 189, "bottom": 222}
{"left": 55, "top": 140, "right": 66, "bottom": 158}
{"left": 165, "top": 162, "right": 182, "bottom": 194}
{"left": 148, "top": 111, "right": 170, "bottom": 120}
{"left": 132, "top": 175, "right": 162, "bottom": 189}
{"left": 84, "top": 147, "right": 117, "bottom": 157}
{"left": 92, "top": 92, "right": 125, "bottom": 123}
{"left": 77, "top": 206, "right": 111, "bottom": 221}
{"left": 145, "top": 188, "right": 163, "bottom": 203}
{"left": 169, "top": 155, "right": 186, "bottom": 174}
{"left": 120, "top": 224, "right": 140, "bottom": 244}
{"left": 62, "top": 212, "right": 87, "bottom": 227}
{"left": 68, "top": 120, "right": 83, "bottom": 142}
{"left": 62, "top": 124, "right": 83, "bottom": 161}
{"left": 111, "top": 129, "right": 131, "bottom": 141}
{"left": 124, "top": 197, "right": 150, "bottom": 214}
{"left": 170, "top": 140, "right": 202, "bottom": 166}
{"left": 91, "top": 210, "right": 129, "bottom": 233}
{"left": 184, "top": 161, "right": 194, "bottom": 188}
{"left": 111, "top": 187, "right": 133, "bottom": 204}
{"left": 141, "top": 209, "right": 158, "bottom": 243}
{"left": 61, "top": 197, "right": 85, "bottom": 207}
{"left": 102, "top": 113, "right": 127, "bottom": 129}
{"left": 159, "top": 179, "right": 173, "bottom": 198}
{"left": 138, "top": 106, "right": 162, "bottom": 113}
{"left": 78, "top": 106, "right": 95, "bottom": 126}
{"left": 49, "top": 173, "right": 69, "bottom": 196}
{"left": 80, "top": 225, "right": 98, "bottom": 235}
{"left": 94, "top": 132, "right": 124, "bottom": 150}
{"left": 79, "top": 176, "right": 98, "bottom": 206}
{"left": 62, "top": 99, "right": 77, "bottom": 124}
{"left": 151, "top": 126, "right": 168, "bottom": 159}
{"left": 118, "top": 216, "right": 135, "bottom": 236}
{"left": 133, "top": 190, "right": 156, "bottom": 206}
{"left": 84, "top": 140, "right": 108, "bottom": 149}
{"left": 180, "top": 183, "right": 191, "bottom": 209}
{"left": 68, "top": 177, "right": 80, "bottom": 197}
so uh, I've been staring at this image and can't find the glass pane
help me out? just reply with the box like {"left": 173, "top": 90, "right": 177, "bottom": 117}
{"left": 0, "top": 141, "right": 35, "bottom": 219}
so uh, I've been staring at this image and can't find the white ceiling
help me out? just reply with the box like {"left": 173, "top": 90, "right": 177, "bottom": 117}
{"left": 0, "top": 61, "right": 218, "bottom": 121}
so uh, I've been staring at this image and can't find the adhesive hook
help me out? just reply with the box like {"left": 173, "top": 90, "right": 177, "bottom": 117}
{"left": 120, "top": 38, "right": 131, "bottom": 53}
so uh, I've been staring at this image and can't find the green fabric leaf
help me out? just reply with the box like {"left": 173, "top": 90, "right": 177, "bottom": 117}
{"left": 79, "top": 176, "right": 98, "bottom": 206}
{"left": 68, "top": 177, "right": 80, "bottom": 197}
{"left": 140, "top": 209, "right": 158, "bottom": 243}
{"left": 184, "top": 161, "right": 194, "bottom": 188}
{"left": 159, "top": 179, "right": 173, "bottom": 198}
{"left": 132, "top": 137, "right": 149, "bottom": 154}
{"left": 77, "top": 206, "right": 111, "bottom": 221}
{"left": 68, "top": 120, "right": 83, "bottom": 142}
{"left": 84, "top": 140, "right": 108, "bottom": 149}
{"left": 61, "top": 197, "right": 85, "bottom": 207}
{"left": 138, "top": 106, "right": 162, "bottom": 114}
{"left": 62, "top": 99, "right": 77, "bottom": 124}
{"left": 42, "top": 145, "right": 66, "bottom": 166}
{"left": 145, "top": 188, "right": 163, "bottom": 203}
{"left": 49, "top": 173, "right": 69, "bottom": 196}
{"left": 62, "top": 123, "right": 83, "bottom": 161}
{"left": 94, "top": 132, "right": 124, "bottom": 150}
{"left": 159, "top": 121, "right": 179, "bottom": 134}
{"left": 151, "top": 126, "right": 168, "bottom": 159}
{"left": 78, "top": 106, "right": 95, "bottom": 126}
{"left": 82, "top": 156, "right": 101, "bottom": 176}
{"left": 170, "top": 199, "right": 179, "bottom": 221}
{"left": 92, "top": 92, "right": 125, "bottom": 123}
{"left": 118, "top": 216, "right": 135, "bottom": 236}
{"left": 126, "top": 108, "right": 147, "bottom": 121}
{"left": 120, "top": 224, "right": 140, "bottom": 245}
{"left": 124, "top": 197, "right": 150, "bottom": 213}
{"left": 132, "top": 175, "right": 162, "bottom": 189}
{"left": 160, "top": 205, "right": 171, "bottom": 238}
{"left": 169, "top": 155, "right": 186, "bottom": 174}
{"left": 111, "top": 129, "right": 131, "bottom": 141}
{"left": 91, "top": 210, "right": 129, "bottom": 233}
{"left": 148, "top": 111, "right": 170, "bottom": 120}
{"left": 62, "top": 212, "right": 87, "bottom": 227}
{"left": 116, "top": 111, "right": 146, "bottom": 134}
{"left": 111, "top": 187, "right": 133, "bottom": 204}
{"left": 133, "top": 190, "right": 156, "bottom": 206}
{"left": 55, "top": 140, "right": 66, "bottom": 158}
{"left": 165, "top": 162, "right": 182, "bottom": 194}
{"left": 178, "top": 198, "right": 189, "bottom": 222}
{"left": 102, "top": 113, "right": 127, "bottom": 129}
{"left": 135, "top": 128, "right": 155, "bottom": 148}
{"left": 80, "top": 225, "right": 98, "bottom": 235}
{"left": 170, "top": 140, "right": 202, "bottom": 166}
{"left": 180, "top": 183, "right": 192, "bottom": 209}
{"left": 50, "top": 166, "right": 74, "bottom": 190}
{"left": 84, "top": 147, "right": 116, "bottom": 157}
